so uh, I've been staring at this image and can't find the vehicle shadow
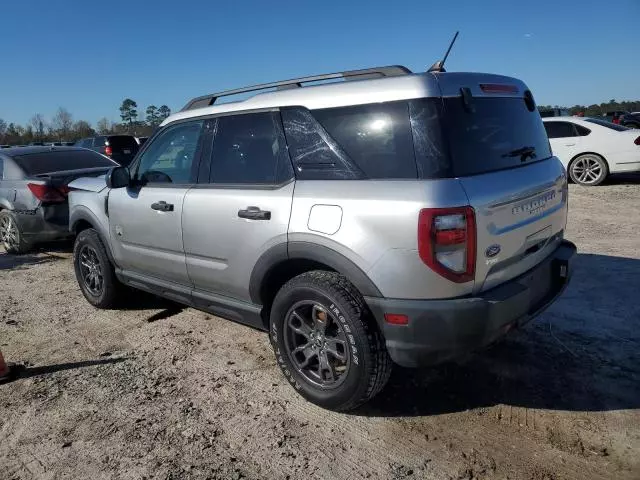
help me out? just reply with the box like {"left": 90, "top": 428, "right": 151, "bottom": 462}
{"left": 358, "top": 253, "right": 640, "bottom": 417}
{"left": 605, "top": 172, "right": 640, "bottom": 185}
{"left": 0, "top": 240, "right": 73, "bottom": 271}
{"left": 1, "top": 357, "right": 127, "bottom": 385}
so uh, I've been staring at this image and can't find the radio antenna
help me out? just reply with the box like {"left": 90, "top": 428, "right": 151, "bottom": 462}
{"left": 428, "top": 31, "right": 459, "bottom": 73}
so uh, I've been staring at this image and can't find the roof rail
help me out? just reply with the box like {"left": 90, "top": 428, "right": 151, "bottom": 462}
{"left": 181, "top": 65, "right": 412, "bottom": 111}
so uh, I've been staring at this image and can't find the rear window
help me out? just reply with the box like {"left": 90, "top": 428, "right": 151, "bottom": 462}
{"left": 12, "top": 150, "right": 116, "bottom": 175}
{"left": 442, "top": 97, "right": 552, "bottom": 176}
{"left": 107, "top": 136, "right": 139, "bottom": 150}
{"left": 584, "top": 118, "right": 629, "bottom": 131}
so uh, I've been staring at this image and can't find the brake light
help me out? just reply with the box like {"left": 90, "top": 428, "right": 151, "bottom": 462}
{"left": 479, "top": 83, "right": 519, "bottom": 94}
{"left": 105, "top": 145, "right": 113, "bottom": 156}
{"left": 635, "top": 136, "right": 640, "bottom": 146}
{"left": 27, "top": 183, "right": 68, "bottom": 203}
{"left": 612, "top": 118, "right": 620, "bottom": 125}
{"left": 418, "top": 207, "right": 476, "bottom": 283}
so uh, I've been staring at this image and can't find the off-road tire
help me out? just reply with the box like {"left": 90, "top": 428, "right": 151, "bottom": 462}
{"left": 0, "top": 210, "right": 31, "bottom": 254}
{"left": 269, "top": 270, "right": 392, "bottom": 411}
{"left": 73, "top": 228, "right": 122, "bottom": 308}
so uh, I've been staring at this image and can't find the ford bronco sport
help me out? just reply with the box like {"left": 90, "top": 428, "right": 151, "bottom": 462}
{"left": 68, "top": 65, "right": 576, "bottom": 411}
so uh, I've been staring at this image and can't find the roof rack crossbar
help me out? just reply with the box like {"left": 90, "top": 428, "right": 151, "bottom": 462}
{"left": 181, "top": 65, "right": 411, "bottom": 111}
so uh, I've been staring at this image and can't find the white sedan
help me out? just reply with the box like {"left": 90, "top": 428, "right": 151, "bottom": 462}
{"left": 543, "top": 117, "right": 640, "bottom": 186}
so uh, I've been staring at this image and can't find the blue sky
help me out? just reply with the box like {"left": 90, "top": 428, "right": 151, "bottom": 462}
{"left": 1, "top": 0, "right": 638, "bottom": 126}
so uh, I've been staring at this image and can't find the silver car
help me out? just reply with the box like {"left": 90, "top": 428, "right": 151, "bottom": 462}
{"left": 68, "top": 65, "right": 576, "bottom": 411}
{"left": 0, "top": 147, "right": 117, "bottom": 253}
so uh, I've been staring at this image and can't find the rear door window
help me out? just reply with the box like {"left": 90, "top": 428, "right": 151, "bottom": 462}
{"left": 12, "top": 150, "right": 116, "bottom": 175}
{"left": 544, "top": 122, "right": 577, "bottom": 138}
{"left": 442, "top": 97, "right": 552, "bottom": 176}
{"left": 209, "top": 112, "right": 292, "bottom": 184}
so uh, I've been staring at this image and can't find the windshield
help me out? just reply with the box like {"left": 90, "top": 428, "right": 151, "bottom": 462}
{"left": 442, "top": 97, "right": 553, "bottom": 176}
{"left": 584, "top": 118, "right": 629, "bottom": 131}
{"left": 13, "top": 150, "right": 116, "bottom": 175}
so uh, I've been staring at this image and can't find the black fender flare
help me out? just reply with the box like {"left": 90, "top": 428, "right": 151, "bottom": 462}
{"left": 69, "top": 207, "right": 117, "bottom": 266}
{"left": 249, "top": 241, "right": 382, "bottom": 304}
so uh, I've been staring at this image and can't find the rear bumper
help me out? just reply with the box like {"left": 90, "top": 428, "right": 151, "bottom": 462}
{"left": 365, "top": 240, "right": 577, "bottom": 367}
{"left": 15, "top": 204, "right": 71, "bottom": 243}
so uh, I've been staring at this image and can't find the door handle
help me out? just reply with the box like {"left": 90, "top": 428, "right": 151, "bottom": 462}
{"left": 564, "top": 143, "right": 576, "bottom": 146}
{"left": 151, "top": 201, "right": 174, "bottom": 212}
{"left": 238, "top": 206, "right": 271, "bottom": 220}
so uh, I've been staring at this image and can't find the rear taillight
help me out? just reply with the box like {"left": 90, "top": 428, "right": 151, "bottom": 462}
{"left": 27, "top": 183, "right": 68, "bottom": 203}
{"left": 613, "top": 118, "right": 620, "bottom": 125}
{"left": 418, "top": 207, "right": 476, "bottom": 283}
{"left": 105, "top": 145, "right": 113, "bottom": 156}
{"left": 634, "top": 136, "right": 640, "bottom": 146}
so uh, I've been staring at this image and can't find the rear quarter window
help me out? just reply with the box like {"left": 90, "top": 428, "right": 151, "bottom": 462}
{"left": 311, "top": 102, "right": 418, "bottom": 179}
{"left": 12, "top": 150, "right": 116, "bottom": 175}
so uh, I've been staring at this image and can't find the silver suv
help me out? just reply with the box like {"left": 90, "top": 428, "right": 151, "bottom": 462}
{"left": 68, "top": 65, "right": 576, "bottom": 411}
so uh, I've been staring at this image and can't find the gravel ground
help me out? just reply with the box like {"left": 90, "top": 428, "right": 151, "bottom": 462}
{"left": 1, "top": 178, "right": 639, "bottom": 480}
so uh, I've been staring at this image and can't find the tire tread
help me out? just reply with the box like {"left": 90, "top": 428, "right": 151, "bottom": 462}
{"left": 276, "top": 270, "right": 392, "bottom": 411}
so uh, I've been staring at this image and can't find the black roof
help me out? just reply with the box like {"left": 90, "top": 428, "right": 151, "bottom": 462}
{"left": 0, "top": 146, "right": 87, "bottom": 157}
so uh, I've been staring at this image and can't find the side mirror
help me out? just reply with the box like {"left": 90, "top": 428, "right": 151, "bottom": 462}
{"left": 105, "top": 166, "right": 130, "bottom": 189}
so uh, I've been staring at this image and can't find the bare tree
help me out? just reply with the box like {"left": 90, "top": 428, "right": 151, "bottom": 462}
{"left": 51, "top": 107, "right": 73, "bottom": 140}
{"left": 73, "top": 120, "right": 95, "bottom": 139}
{"left": 28, "top": 114, "right": 47, "bottom": 141}
{"left": 0, "top": 118, "right": 7, "bottom": 143}
{"left": 96, "top": 117, "right": 110, "bottom": 134}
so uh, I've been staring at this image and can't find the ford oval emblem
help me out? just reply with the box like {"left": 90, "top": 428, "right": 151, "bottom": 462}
{"left": 485, "top": 244, "right": 501, "bottom": 258}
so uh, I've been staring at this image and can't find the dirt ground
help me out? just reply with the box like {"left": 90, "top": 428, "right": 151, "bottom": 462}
{"left": 1, "top": 177, "right": 639, "bottom": 480}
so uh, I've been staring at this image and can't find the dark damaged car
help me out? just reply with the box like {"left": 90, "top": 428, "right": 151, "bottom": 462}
{"left": 0, "top": 147, "right": 117, "bottom": 253}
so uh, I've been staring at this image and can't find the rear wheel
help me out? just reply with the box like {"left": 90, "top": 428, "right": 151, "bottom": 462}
{"left": 0, "top": 211, "right": 31, "bottom": 254}
{"left": 269, "top": 271, "right": 392, "bottom": 411}
{"left": 569, "top": 154, "right": 608, "bottom": 186}
{"left": 73, "top": 228, "right": 122, "bottom": 308}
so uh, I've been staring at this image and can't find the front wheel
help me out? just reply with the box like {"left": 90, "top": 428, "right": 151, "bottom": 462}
{"left": 569, "top": 154, "right": 608, "bottom": 186}
{"left": 73, "top": 228, "right": 122, "bottom": 308}
{"left": 269, "top": 271, "right": 392, "bottom": 411}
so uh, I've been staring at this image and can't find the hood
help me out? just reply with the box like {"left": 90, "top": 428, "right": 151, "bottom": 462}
{"left": 68, "top": 175, "right": 108, "bottom": 193}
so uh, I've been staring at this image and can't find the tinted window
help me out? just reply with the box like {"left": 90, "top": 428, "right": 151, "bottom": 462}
{"left": 281, "top": 107, "right": 360, "bottom": 180}
{"left": 77, "top": 138, "right": 90, "bottom": 148}
{"left": 107, "top": 135, "right": 139, "bottom": 151}
{"left": 12, "top": 150, "right": 116, "bottom": 175}
{"left": 312, "top": 102, "right": 417, "bottom": 179}
{"left": 409, "top": 99, "right": 450, "bottom": 178}
{"left": 584, "top": 118, "right": 629, "bottom": 131}
{"left": 93, "top": 136, "right": 107, "bottom": 147}
{"left": 442, "top": 97, "right": 552, "bottom": 176}
{"left": 209, "top": 112, "right": 291, "bottom": 184}
{"left": 575, "top": 125, "right": 591, "bottom": 136}
{"left": 544, "top": 122, "right": 577, "bottom": 139}
{"left": 135, "top": 121, "right": 203, "bottom": 184}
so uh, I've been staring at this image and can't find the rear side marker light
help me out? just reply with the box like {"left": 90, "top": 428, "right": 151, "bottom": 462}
{"left": 384, "top": 314, "right": 409, "bottom": 325}
{"left": 479, "top": 83, "right": 519, "bottom": 94}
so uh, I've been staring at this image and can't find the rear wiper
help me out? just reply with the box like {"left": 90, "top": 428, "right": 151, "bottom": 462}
{"left": 502, "top": 146, "right": 536, "bottom": 162}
